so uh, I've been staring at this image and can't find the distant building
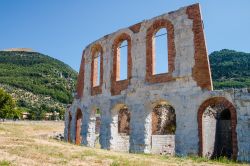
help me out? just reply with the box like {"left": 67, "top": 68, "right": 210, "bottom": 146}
{"left": 2, "top": 48, "right": 34, "bottom": 52}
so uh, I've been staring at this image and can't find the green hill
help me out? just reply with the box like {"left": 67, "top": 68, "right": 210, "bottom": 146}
{"left": 0, "top": 50, "right": 77, "bottom": 119}
{"left": 209, "top": 49, "right": 250, "bottom": 89}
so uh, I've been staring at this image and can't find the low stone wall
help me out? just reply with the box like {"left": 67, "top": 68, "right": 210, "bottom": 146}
{"left": 116, "top": 135, "right": 130, "bottom": 152}
{"left": 151, "top": 135, "right": 175, "bottom": 155}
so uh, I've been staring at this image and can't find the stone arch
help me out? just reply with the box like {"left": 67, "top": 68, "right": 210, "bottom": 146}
{"left": 68, "top": 111, "right": 72, "bottom": 142}
{"left": 111, "top": 33, "right": 132, "bottom": 95}
{"left": 75, "top": 108, "right": 83, "bottom": 145}
{"left": 198, "top": 97, "right": 238, "bottom": 160}
{"left": 110, "top": 103, "right": 131, "bottom": 152}
{"left": 151, "top": 100, "right": 176, "bottom": 155}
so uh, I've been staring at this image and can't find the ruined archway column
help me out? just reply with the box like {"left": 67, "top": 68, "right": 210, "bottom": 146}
{"left": 172, "top": 94, "right": 200, "bottom": 156}
{"left": 86, "top": 107, "right": 96, "bottom": 147}
{"left": 94, "top": 102, "right": 113, "bottom": 150}
{"left": 129, "top": 102, "right": 151, "bottom": 153}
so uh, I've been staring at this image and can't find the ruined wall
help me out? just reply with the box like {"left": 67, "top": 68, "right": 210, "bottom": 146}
{"left": 64, "top": 3, "right": 250, "bottom": 163}
{"left": 234, "top": 89, "right": 250, "bottom": 162}
{"left": 151, "top": 135, "right": 175, "bottom": 155}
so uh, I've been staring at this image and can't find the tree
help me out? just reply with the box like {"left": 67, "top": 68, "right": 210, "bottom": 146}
{"left": 0, "top": 88, "right": 17, "bottom": 120}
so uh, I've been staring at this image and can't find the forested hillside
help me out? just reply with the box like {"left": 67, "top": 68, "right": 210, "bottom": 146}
{"left": 209, "top": 49, "right": 250, "bottom": 89}
{"left": 0, "top": 51, "right": 77, "bottom": 119}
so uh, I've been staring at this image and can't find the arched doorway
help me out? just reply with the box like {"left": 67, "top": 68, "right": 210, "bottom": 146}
{"left": 68, "top": 111, "right": 72, "bottom": 142}
{"left": 90, "top": 107, "right": 101, "bottom": 148}
{"left": 75, "top": 108, "right": 83, "bottom": 145}
{"left": 151, "top": 101, "right": 176, "bottom": 155}
{"left": 198, "top": 97, "right": 237, "bottom": 160}
{"left": 110, "top": 104, "right": 130, "bottom": 152}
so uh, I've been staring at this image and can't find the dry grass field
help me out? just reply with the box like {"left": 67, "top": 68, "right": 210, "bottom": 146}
{"left": 0, "top": 121, "right": 247, "bottom": 166}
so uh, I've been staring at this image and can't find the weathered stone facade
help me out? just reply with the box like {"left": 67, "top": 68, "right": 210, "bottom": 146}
{"left": 64, "top": 3, "right": 250, "bottom": 162}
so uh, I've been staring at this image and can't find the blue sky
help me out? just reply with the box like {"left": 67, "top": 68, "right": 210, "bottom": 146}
{"left": 0, "top": 0, "right": 249, "bottom": 72}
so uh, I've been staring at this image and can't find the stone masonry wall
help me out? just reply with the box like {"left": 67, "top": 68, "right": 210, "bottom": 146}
{"left": 64, "top": 3, "right": 250, "bottom": 163}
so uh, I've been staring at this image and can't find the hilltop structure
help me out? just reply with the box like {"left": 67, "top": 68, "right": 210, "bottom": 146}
{"left": 65, "top": 4, "right": 250, "bottom": 162}
{"left": 3, "top": 48, "right": 34, "bottom": 52}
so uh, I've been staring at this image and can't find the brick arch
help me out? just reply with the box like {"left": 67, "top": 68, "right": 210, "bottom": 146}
{"left": 68, "top": 111, "right": 72, "bottom": 142}
{"left": 111, "top": 33, "right": 132, "bottom": 95}
{"left": 146, "top": 19, "right": 176, "bottom": 83}
{"left": 91, "top": 44, "right": 103, "bottom": 96}
{"left": 197, "top": 97, "right": 238, "bottom": 160}
{"left": 75, "top": 108, "right": 83, "bottom": 145}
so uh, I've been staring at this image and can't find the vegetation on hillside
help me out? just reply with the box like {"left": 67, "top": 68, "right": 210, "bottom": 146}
{"left": 209, "top": 49, "right": 250, "bottom": 89}
{"left": 0, "top": 51, "right": 77, "bottom": 119}
{"left": 0, "top": 88, "right": 20, "bottom": 120}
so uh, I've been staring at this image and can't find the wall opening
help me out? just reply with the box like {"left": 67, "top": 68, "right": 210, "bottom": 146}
{"left": 202, "top": 105, "right": 232, "bottom": 159}
{"left": 68, "top": 111, "right": 72, "bottom": 142}
{"left": 93, "top": 108, "right": 101, "bottom": 148}
{"left": 111, "top": 33, "right": 132, "bottom": 95}
{"left": 118, "top": 106, "right": 130, "bottom": 135}
{"left": 75, "top": 108, "right": 83, "bottom": 145}
{"left": 146, "top": 19, "right": 175, "bottom": 84}
{"left": 110, "top": 104, "right": 130, "bottom": 152}
{"left": 198, "top": 97, "right": 237, "bottom": 160}
{"left": 154, "top": 28, "right": 168, "bottom": 75}
{"left": 91, "top": 44, "right": 103, "bottom": 95}
{"left": 93, "top": 52, "right": 101, "bottom": 87}
{"left": 151, "top": 102, "right": 176, "bottom": 155}
{"left": 117, "top": 40, "right": 128, "bottom": 81}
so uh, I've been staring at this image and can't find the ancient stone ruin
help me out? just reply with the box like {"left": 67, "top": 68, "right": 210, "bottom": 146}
{"left": 64, "top": 3, "right": 250, "bottom": 162}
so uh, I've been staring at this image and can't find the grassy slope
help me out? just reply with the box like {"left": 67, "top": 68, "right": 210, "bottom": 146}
{"left": 0, "top": 121, "right": 246, "bottom": 166}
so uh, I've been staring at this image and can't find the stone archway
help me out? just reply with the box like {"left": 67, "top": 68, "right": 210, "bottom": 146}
{"left": 151, "top": 101, "right": 176, "bottom": 155}
{"left": 198, "top": 97, "right": 238, "bottom": 160}
{"left": 75, "top": 108, "right": 83, "bottom": 145}
{"left": 110, "top": 104, "right": 130, "bottom": 152}
{"left": 68, "top": 111, "right": 72, "bottom": 142}
{"left": 89, "top": 107, "right": 101, "bottom": 148}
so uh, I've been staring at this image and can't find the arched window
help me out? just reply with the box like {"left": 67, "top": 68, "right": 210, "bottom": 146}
{"left": 91, "top": 44, "right": 103, "bottom": 95}
{"left": 111, "top": 33, "right": 132, "bottom": 96}
{"left": 93, "top": 52, "right": 101, "bottom": 86}
{"left": 146, "top": 19, "right": 176, "bottom": 83}
{"left": 154, "top": 28, "right": 168, "bottom": 74}
{"left": 117, "top": 40, "right": 128, "bottom": 81}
